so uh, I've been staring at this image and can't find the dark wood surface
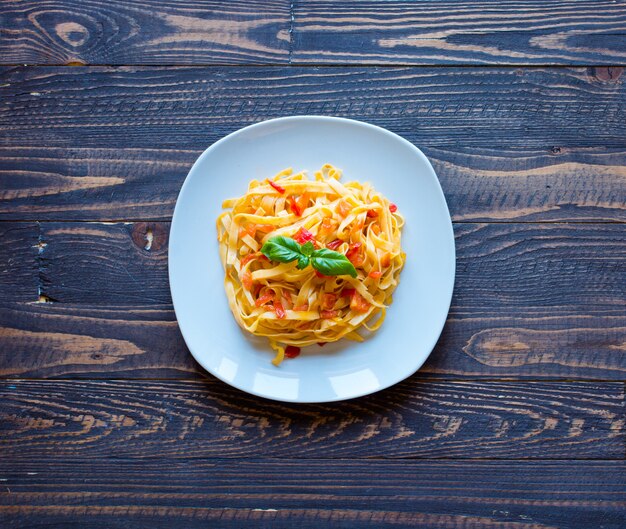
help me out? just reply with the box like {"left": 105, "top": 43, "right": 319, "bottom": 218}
{"left": 1, "top": 380, "right": 623, "bottom": 459}
{"left": 2, "top": 1, "right": 625, "bottom": 66}
{"left": 292, "top": 1, "right": 626, "bottom": 65}
{"left": 1, "top": 460, "right": 625, "bottom": 529}
{"left": 1, "top": 2, "right": 625, "bottom": 528}
{"left": 1, "top": 222, "right": 624, "bottom": 380}
{"left": 1, "top": 66, "right": 625, "bottom": 222}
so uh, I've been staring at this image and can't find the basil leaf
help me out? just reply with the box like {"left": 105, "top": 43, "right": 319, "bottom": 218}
{"left": 311, "top": 248, "right": 358, "bottom": 278}
{"left": 260, "top": 236, "right": 303, "bottom": 263}
{"left": 297, "top": 255, "right": 310, "bottom": 269}
{"left": 301, "top": 241, "right": 314, "bottom": 257}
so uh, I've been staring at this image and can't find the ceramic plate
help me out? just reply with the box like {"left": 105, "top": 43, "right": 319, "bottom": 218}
{"left": 169, "top": 116, "right": 455, "bottom": 403}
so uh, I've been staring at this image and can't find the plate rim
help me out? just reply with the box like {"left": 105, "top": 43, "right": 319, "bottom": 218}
{"left": 169, "top": 115, "right": 456, "bottom": 403}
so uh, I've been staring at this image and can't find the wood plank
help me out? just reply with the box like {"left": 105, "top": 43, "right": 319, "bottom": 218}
{"left": 0, "top": 460, "right": 624, "bottom": 529}
{"left": 37, "top": 221, "right": 626, "bottom": 308}
{"left": 0, "top": 380, "right": 623, "bottom": 459}
{"left": 0, "top": 1, "right": 290, "bottom": 65}
{"left": 0, "top": 303, "right": 197, "bottom": 379}
{"left": 292, "top": 1, "right": 626, "bottom": 65}
{"left": 0, "top": 301, "right": 625, "bottom": 380}
{"left": 0, "top": 222, "right": 624, "bottom": 380}
{"left": 0, "top": 223, "right": 38, "bottom": 301}
{"left": 1, "top": 67, "right": 625, "bottom": 221}
{"left": 2, "top": 145, "right": 626, "bottom": 223}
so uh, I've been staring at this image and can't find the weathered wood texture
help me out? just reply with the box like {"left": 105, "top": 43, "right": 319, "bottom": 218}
{"left": 0, "top": 380, "right": 623, "bottom": 459}
{"left": 1, "top": 1, "right": 625, "bottom": 66}
{"left": 0, "top": 223, "right": 38, "bottom": 301}
{"left": 1, "top": 67, "right": 625, "bottom": 221}
{"left": 292, "top": 1, "right": 626, "bottom": 65}
{"left": 1, "top": 460, "right": 624, "bottom": 529}
{"left": 1, "top": 221, "right": 624, "bottom": 379}
{"left": 0, "top": 0, "right": 291, "bottom": 65}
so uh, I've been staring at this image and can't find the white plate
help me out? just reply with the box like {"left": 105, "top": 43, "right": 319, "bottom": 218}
{"left": 169, "top": 116, "right": 455, "bottom": 403}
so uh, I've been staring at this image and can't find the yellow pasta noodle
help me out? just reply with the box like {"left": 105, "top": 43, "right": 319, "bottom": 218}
{"left": 216, "top": 164, "right": 405, "bottom": 365}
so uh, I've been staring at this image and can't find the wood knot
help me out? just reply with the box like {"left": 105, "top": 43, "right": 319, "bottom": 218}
{"left": 55, "top": 22, "right": 89, "bottom": 47}
{"left": 131, "top": 223, "right": 167, "bottom": 252}
{"left": 590, "top": 67, "right": 624, "bottom": 83}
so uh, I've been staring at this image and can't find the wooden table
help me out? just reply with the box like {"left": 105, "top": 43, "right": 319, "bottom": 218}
{"left": 1, "top": 2, "right": 625, "bottom": 528}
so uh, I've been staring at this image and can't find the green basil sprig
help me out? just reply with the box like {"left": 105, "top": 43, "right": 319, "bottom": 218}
{"left": 261, "top": 236, "right": 357, "bottom": 278}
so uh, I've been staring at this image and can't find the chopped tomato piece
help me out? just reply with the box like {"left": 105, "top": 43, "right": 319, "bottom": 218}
{"left": 288, "top": 192, "right": 310, "bottom": 216}
{"left": 255, "top": 288, "right": 275, "bottom": 307}
{"left": 321, "top": 293, "right": 337, "bottom": 310}
{"left": 267, "top": 179, "right": 286, "bottom": 194}
{"left": 368, "top": 271, "right": 382, "bottom": 279}
{"left": 327, "top": 239, "right": 343, "bottom": 250}
{"left": 274, "top": 300, "right": 286, "bottom": 319}
{"left": 285, "top": 345, "right": 301, "bottom": 358}
{"left": 320, "top": 309, "right": 339, "bottom": 319}
{"left": 238, "top": 224, "right": 259, "bottom": 239}
{"left": 287, "top": 196, "right": 299, "bottom": 216}
{"left": 336, "top": 200, "right": 352, "bottom": 217}
{"left": 350, "top": 291, "right": 370, "bottom": 313}
{"left": 293, "top": 304, "right": 309, "bottom": 312}
{"left": 297, "top": 192, "right": 310, "bottom": 215}
{"left": 319, "top": 217, "right": 337, "bottom": 236}
{"left": 294, "top": 227, "right": 315, "bottom": 244}
{"left": 346, "top": 242, "right": 364, "bottom": 267}
{"left": 242, "top": 252, "right": 264, "bottom": 267}
{"left": 381, "top": 252, "right": 391, "bottom": 267}
{"left": 389, "top": 203, "right": 398, "bottom": 213}
{"left": 241, "top": 270, "right": 254, "bottom": 290}
{"left": 366, "top": 209, "right": 378, "bottom": 218}
{"left": 341, "top": 288, "right": 356, "bottom": 298}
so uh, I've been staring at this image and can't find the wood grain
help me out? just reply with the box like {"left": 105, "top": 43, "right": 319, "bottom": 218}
{"left": 0, "top": 460, "right": 624, "bottom": 529}
{"left": 0, "top": 223, "right": 38, "bottom": 301}
{"left": 293, "top": 1, "right": 626, "bottom": 65}
{"left": 37, "top": 221, "right": 626, "bottom": 308}
{"left": 0, "top": 222, "right": 624, "bottom": 379}
{"left": 0, "top": 380, "right": 623, "bottom": 459}
{"left": 1, "top": 67, "right": 625, "bottom": 221}
{"left": 1, "top": 301, "right": 625, "bottom": 380}
{"left": 0, "top": 0, "right": 291, "bottom": 65}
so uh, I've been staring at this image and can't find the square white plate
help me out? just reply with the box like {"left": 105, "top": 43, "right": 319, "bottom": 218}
{"left": 169, "top": 116, "right": 455, "bottom": 402}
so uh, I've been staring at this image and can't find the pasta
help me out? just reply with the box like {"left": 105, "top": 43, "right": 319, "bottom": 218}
{"left": 217, "top": 164, "right": 405, "bottom": 365}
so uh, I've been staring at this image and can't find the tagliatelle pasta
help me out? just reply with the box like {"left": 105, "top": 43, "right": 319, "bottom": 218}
{"left": 216, "top": 164, "right": 405, "bottom": 366}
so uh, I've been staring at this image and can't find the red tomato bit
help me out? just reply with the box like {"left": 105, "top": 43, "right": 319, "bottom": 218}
{"left": 294, "top": 227, "right": 315, "bottom": 244}
{"left": 327, "top": 239, "right": 343, "bottom": 250}
{"left": 255, "top": 288, "right": 275, "bottom": 307}
{"left": 368, "top": 271, "right": 382, "bottom": 279}
{"left": 350, "top": 291, "right": 371, "bottom": 313}
{"left": 321, "top": 293, "right": 337, "bottom": 310}
{"left": 267, "top": 179, "right": 286, "bottom": 194}
{"left": 346, "top": 242, "right": 365, "bottom": 266}
{"left": 285, "top": 345, "right": 301, "bottom": 358}
{"left": 389, "top": 203, "right": 398, "bottom": 213}
{"left": 274, "top": 299, "right": 286, "bottom": 319}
